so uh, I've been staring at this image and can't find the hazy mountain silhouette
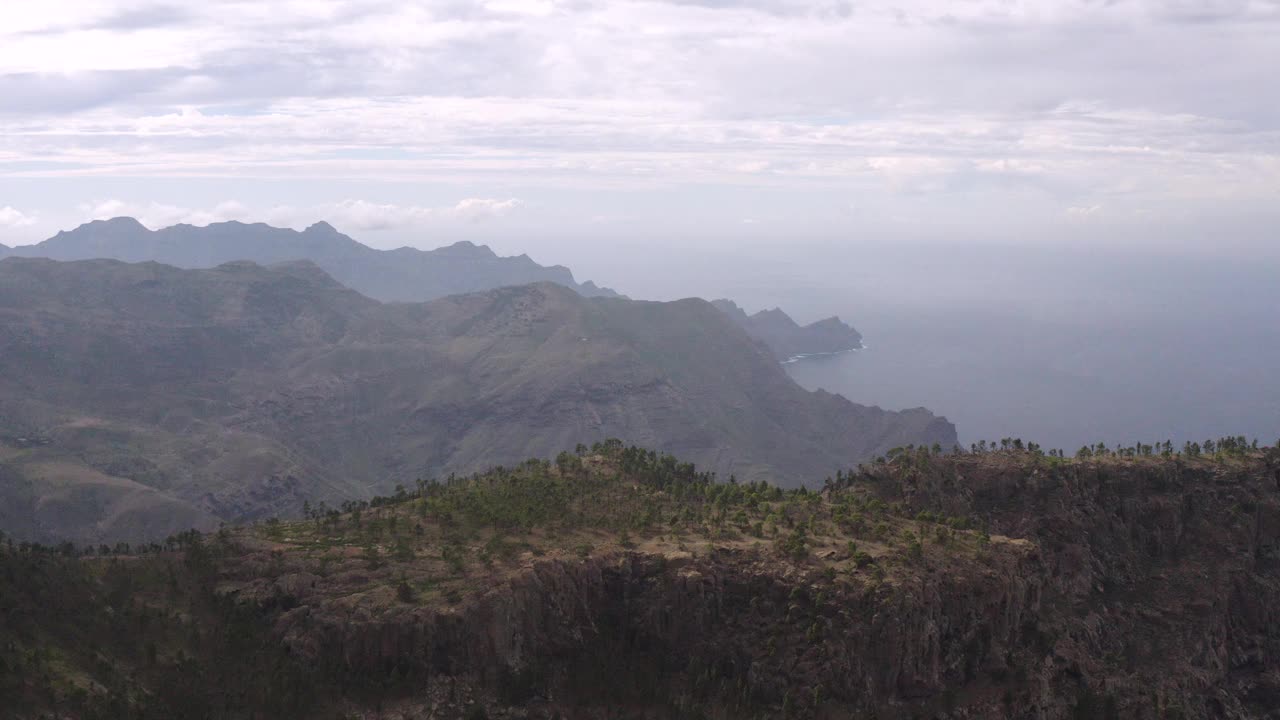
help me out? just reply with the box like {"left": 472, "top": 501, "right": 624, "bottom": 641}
{"left": 712, "top": 299, "right": 863, "bottom": 361}
{"left": 8, "top": 217, "right": 619, "bottom": 302}
{"left": 10, "top": 218, "right": 860, "bottom": 360}
{"left": 0, "top": 256, "right": 954, "bottom": 543}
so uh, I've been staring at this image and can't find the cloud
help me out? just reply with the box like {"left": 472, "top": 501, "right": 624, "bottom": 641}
{"left": 1066, "top": 204, "right": 1103, "bottom": 218}
{"left": 0, "top": 206, "right": 37, "bottom": 227}
{"left": 81, "top": 199, "right": 250, "bottom": 228}
{"left": 0, "top": 0, "right": 1277, "bottom": 236}
{"left": 76, "top": 197, "right": 524, "bottom": 232}
{"left": 0, "top": 68, "right": 188, "bottom": 114}
{"left": 21, "top": 4, "right": 195, "bottom": 36}
{"left": 316, "top": 200, "right": 437, "bottom": 231}
{"left": 451, "top": 197, "right": 522, "bottom": 222}
{"left": 90, "top": 4, "right": 193, "bottom": 31}
{"left": 270, "top": 198, "right": 522, "bottom": 230}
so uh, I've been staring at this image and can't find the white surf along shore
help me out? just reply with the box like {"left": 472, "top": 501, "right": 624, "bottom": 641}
{"left": 780, "top": 344, "right": 865, "bottom": 365}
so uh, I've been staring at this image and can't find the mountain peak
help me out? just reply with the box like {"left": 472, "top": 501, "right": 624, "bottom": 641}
{"left": 435, "top": 240, "right": 497, "bottom": 258}
{"left": 72, "top": 216, "right": 150, "bottom": 234}
{"left": 715, "top": 302, "right": 862, "bottom": 361}
{"left": 756, "top": 307, "right": 794, "bottom": 322}
{"left": 103, "top": 216, "right": 146, "bottom": 226}
{"left": 25, "top": 217, "right": 610, "bottom": 306}
{"left": 304, "top": 221, "right": 338, "bottom": 234}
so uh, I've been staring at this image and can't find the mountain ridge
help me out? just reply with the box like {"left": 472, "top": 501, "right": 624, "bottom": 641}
{"left": 8, "top": 217, "right": 620, "bottom": 302}
{"left": 10, "top": 218, "right": 862, "bottom": 360}
{"left": 712, "top": 298, "right": 864, "bottom": 361}
{"left": 4, "top": 445, "right": 1277, "bottom": 719}
{"left": 0, "top": 256, "right": 954, "bottom": 543}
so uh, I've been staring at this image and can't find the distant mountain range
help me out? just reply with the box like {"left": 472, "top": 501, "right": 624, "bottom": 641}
{"left": 0, "top": 216, "right": 618, "bottom": 300}
{"left": 0, "top": 257, "right": 954, "bottom": 543}
{"left": 1, "top": 218, "right": 859, "bottom": 361}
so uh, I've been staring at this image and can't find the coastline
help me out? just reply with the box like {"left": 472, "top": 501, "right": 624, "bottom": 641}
{"left": 780, "top": 344, "right": 864, "bottom": 365}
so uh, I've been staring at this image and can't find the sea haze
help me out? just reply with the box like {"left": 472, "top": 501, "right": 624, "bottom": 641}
{"left": 584, "top": 240, "right": 1280, "bottom": 453}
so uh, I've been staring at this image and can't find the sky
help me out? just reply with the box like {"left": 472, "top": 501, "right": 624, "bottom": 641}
{"left": 0, "top": 0, "right": 1278, "bottom": 262}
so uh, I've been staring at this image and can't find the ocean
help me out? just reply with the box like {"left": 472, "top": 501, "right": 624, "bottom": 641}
{"left": 599, "top": 239, "right": 1280, "bottom": 452}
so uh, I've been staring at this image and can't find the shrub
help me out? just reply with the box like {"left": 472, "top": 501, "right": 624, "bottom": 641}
{"left": 906, "top": 540, "right": 924, "bottom": 562}
{"left": 442, "top": 543, "right": 466, "bottom": 574}
{"left": 775, "top": 527, "right": 809, "bottom": 561}
{"left": 395, "top": 577, "right": 415, "bottom": 603}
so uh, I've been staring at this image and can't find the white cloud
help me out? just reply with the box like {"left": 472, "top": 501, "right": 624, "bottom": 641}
{"left": 81, "top": 199, "right": 250, "bottom": 228}
{"left": 0, "top": 206, "right": 36, "bottom": 227}
{"left": 319, "top": 200, "right": 438, "bottom": 231}
{"left": 451, "top": 197, "right": 522, "bottom": 222}
{"left": 1066, "top": 205, "right": 1103, "bottom": 218}
{"left": 265, "top": 198, "right": 523, "bottom": 230}
{"left": 0, "top": 0, "right": 1277, "bottom": 238}
{"left": 76, "top": 197, "right": 525, "bottom": 232}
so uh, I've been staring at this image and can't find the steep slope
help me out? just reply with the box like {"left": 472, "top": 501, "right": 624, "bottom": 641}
{"left": 0, "top": 257, "right": 953, "bottom": 543}
{"left": 11, "top": 217, "right": 619, "bottom": 301}
{"left": 713, "top": 298, "right": 864, "bottom": 361}
{"left": 15, "top": 219, "right": 854, "bottom": 362}
{"left": 4, "top": 444, "right": 1278, "bottom": 719}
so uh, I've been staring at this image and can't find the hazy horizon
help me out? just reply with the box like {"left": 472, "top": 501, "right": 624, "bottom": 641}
{"left": 3, "top": 0, "right": 1278, "bottom": 450}
{"left": 574, "top": 235, "right": 1280, "bottom": 452}
{"left": 3, "top": 1, "right": 1279, "bottom": 255}
{"left": 6, "top": 213, "right": 1276, "bottom": 453}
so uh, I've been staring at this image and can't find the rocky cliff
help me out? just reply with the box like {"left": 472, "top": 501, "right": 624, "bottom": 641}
{"left": 241, "top": 449, "right": 1280, "bottom": 718}
{"left": 4, "top": 444, "right": 1276, "bottom": 719}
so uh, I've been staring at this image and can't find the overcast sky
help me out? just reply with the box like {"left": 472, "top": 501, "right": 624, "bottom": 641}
{"left": 1, "top": 0, "right": 1277, "bottom": 257}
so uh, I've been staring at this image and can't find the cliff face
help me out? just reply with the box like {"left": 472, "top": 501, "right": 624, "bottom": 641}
{"left": 206, "top": 449, "right": 1280, "bottom": 718}
{"left": 251, "top": 547, "right": 1044, "bottom": 719}
{"left": 4, "top": 448, "right": 1280, "bottom": 718}
{"left": 881, "top": 451, "right": 1280, "bottom": 716}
